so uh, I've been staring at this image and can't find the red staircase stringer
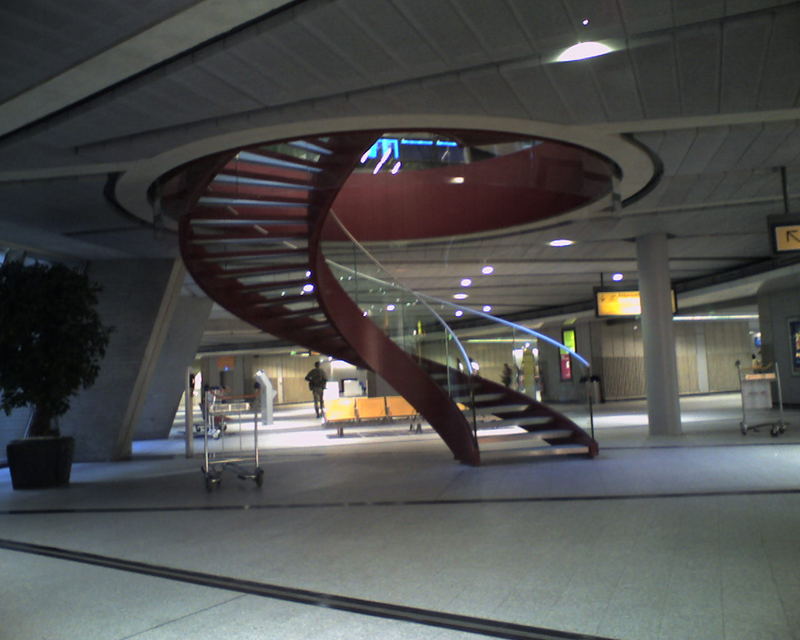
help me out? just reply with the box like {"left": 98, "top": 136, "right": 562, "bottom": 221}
{"left": 311, "top": 254, "right": 481, "bottom": 465}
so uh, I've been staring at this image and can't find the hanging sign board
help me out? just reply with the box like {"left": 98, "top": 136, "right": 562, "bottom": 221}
{"left": 595, "top": 288, "right": 677, "bottom": 317}
{"left": 596, "top": 290, "right": 643, "bottom": 317}
{"left": 768, "top": 215, "right": 800, "bottom": 253}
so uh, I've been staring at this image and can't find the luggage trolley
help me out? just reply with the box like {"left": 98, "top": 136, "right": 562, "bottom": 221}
{"left": 735, "top": 361, "right": 788, "bottom": 437}
{"left": 201, "top": 392, "right": 264, "bottom": 491}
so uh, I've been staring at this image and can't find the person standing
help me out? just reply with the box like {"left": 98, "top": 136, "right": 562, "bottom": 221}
{"left": 501, "top": 363, "right": 513, "bottom": 387}
{"left": 305, "top": 361, "right": 327, "bottom": 418}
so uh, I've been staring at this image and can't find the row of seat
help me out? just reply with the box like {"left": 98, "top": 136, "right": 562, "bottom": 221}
{"left": 324, "top": 395, "right": 422, "bottom": 436}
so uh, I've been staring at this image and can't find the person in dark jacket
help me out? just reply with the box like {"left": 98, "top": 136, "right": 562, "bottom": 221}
{"left": 305, "top": 361, "right": 327, "bottom": 418}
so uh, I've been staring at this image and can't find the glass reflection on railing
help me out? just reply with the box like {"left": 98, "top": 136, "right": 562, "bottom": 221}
{"left": 322, "top": 210, "right": 596, "bottom": 440}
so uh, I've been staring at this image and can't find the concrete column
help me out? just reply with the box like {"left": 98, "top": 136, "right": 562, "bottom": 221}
{"left": 694, "top": 323, "right": 710, "bottom": 393}
{"left": 636, "top": 233, "right": 682, "bottom": 435}
{"left": 133, "top": 291, "right": 213, "bottom": 441}
{"left": 60, "top": 259, "right": 191, "bottom": 461}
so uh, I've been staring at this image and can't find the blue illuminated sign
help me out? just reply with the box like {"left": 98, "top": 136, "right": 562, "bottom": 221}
{"left": 363, "top": 138, "right": 400, "bottom": 160}
{"left": 364, "top": 137, "right": 459, "bottom": 159}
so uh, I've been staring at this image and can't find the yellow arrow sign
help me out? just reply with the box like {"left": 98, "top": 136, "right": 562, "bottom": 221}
{"left": 774, "top": 225, "right": 800, "bottom": 252}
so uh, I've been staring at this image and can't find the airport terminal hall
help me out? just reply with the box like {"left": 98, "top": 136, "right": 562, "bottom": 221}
{"left": 3, "top": 2, "right": 800, "bottom": 639}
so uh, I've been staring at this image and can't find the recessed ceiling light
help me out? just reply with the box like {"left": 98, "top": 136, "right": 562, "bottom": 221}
{"left": 460, "top": 278, "right": 472, "bottom": 287}
{"left": 482, "top": 305, "right": 492, "bottom": 312}
{"left": 302, "top": 284, "right": 314, "bottom": 292}
{"left": 386, "top": 304, "right": 396, "bottom": 311}
{"left": 556, "top": 41, "right": 612, "bottom": 62}
{"left": 455, "top": 310, "right": 463, "bottom": 317}
{"left": 453, "top": 293, "right": 468, "bottom": 300}
{"left": 481, "top": 265, "right": 494, "bottom": 275}
{"left": 611, "top": 272, "right": 624, "bottom": 282}
{"left": 582, "top": 18, "right": 589, "bottom": 26}
{"left": 548, "top": 239, "right": 575, "bottom": 247}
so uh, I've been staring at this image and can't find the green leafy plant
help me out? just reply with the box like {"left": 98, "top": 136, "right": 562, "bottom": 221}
{"left": 0, "top": 261, "right": 112, "bottom": 437}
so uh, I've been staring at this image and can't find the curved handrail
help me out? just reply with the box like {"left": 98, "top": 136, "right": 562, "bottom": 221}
{"left": 326, "top": 210, "right": 591, "bottom": 371}
{"left": 323, "top": 210, "right": 599, "bottom": 448}
{"left": 327, "top": 210, "right": 475, "bottom": 376}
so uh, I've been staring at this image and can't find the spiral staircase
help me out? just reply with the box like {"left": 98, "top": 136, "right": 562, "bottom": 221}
{"left": 171, "top": 132, "right": 599, "bottom": 465}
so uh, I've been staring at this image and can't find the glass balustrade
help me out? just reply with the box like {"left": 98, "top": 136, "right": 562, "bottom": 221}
{"left": 324, "top": 247, "right": 478, "bottom": 437}
{"left": 322, "top": 210, "right": 598, "bottom": 442}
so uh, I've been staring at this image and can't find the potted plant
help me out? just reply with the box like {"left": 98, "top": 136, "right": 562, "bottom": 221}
{"left": 1, "top": 260, "right": 112, "bottom": 489}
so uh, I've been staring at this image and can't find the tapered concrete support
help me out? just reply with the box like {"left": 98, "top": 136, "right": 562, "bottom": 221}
{"left": 636, "top": 233, "right": 682, "bottom": 436}
{"left": 61, "top": 259, "right": 190, "bottom": 461}
{"left": 133, "top": 292, "right": 212, "bottom": 441}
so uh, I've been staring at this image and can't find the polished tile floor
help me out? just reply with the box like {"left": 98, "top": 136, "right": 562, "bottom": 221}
{"left": 1, "top": 394, "right": 799, "bottom": 640}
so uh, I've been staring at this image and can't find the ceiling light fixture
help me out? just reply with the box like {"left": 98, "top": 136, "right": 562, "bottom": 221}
{"left": 482, "top": 305, "right": 492, "bottom": 312}
{"left": 611, "top": 273, "right": 624, "bottom": 282}
{"left": 386, "top": 304, "right": 396, "bottom": 311}
{"left": 453, "top": 293, "right": 468, "bottom": 300}
{"left": 460, "top": 278, "right": 472, "bottom": 287}
{"left": 302, "top": 284, "right": 314, "bottom": 292}
{"left": 548, "top": 239, "right": 575, "bottom": 247}
{"left": 455, "top": 310, "right": 463, "bottom": 317}
{"left": 481, "top": 265, "right": 494, "bottom": 275}
{"left": 556, "top": 41, "right": 612, "bottom": 62}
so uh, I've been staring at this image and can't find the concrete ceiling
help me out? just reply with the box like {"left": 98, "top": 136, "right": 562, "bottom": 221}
{"left": 1, "top": 0, "right": 800, "bottom": 351}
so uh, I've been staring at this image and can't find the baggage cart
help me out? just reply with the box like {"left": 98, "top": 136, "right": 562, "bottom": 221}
{"left": 201, "top": 392, "right": 264, "bottom": 490}
{"left": 736, "top": 361, "right": 788, "bottom": 437}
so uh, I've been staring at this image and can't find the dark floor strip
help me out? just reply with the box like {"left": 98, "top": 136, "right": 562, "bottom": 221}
{"left": 0, "top": 537, "right": 615, "bottom": 640}
{"left": 3, "top": 487, "right": 800, "bottom": 517}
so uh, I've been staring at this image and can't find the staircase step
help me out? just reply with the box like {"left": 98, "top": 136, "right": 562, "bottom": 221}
{"left": 209, "top": 262, "right": 309, "bottom": 279}
{"left": 190, "top": 234, "right": 308, "bottom": 245}
{"left": 197, "top": 196, "right": 309, "bottom": 209}
{"left": 477, "top": 429, "right": 572, "bottom": 443}
{"left": 481, "top": 443, "right": 590, "bottom": 458}
{"left": 288, "top": 139, "right": 334, "bottom": 156}
{"left": 190, "top": 247, "right": 309, "bottom": 262}
{"left": 190, "top": 208, "right": 308, "bottom": 223}
{"left": 478, "top": 415, "right": 554, "bottom": 428}
{"left": 253, "top": 293, "right": 315, "bottom": 307}
{"left": 463, "top": 403, "right": 530, "bottom": 416}
{"left": 232, "top": 278, "right": 311, "bottom": 294}
{"left": 218, "top": 165, "right": 315, "bottom": 186}
{"left": 236, "top": 150, "right": 323, "bottom": 173}
{"left": 214, "top": 173, "right": 314, "bottom": 191}
{"left": 257, "top": 305, "right": 321, "bottom": 318}
{"left": 452, "top": 392, "right": 505, "bottom": 404}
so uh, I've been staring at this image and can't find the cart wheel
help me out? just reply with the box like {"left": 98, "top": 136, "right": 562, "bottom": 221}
{"left": 740, "top": 423, "right": 747, "bottom": 435}
{"left": 204, "top": 475, "right": 215, "bottom": 492}
{"left": 255, "top": 468, "right": 264, "bottom": 487}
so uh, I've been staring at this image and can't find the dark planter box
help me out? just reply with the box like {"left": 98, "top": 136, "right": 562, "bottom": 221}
{"left": 6, "top": 436, "right": 75, "bottom": 490}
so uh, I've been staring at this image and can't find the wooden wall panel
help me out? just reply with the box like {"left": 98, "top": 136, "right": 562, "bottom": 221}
{"left": 593, "top": 319, "right": 750, "bottom": 400}
{"left": 705, "top": 321, "right": 751, "bottom": 392}
{"left": 675, "top": 323, "right": 700, "bottom": 394}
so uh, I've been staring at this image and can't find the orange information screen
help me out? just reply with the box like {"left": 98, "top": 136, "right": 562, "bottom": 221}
{"left": 596, "top": 290, "right": 643, "bottom": 316}
{"left": 595, "top": 290, "right": 676, "bottom": 317}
